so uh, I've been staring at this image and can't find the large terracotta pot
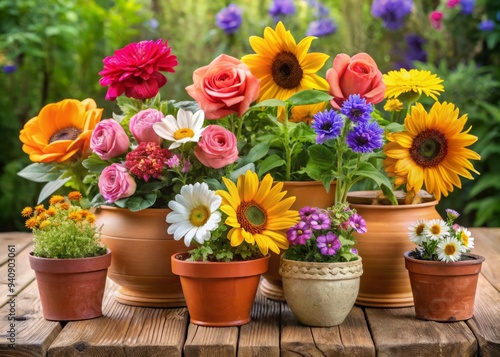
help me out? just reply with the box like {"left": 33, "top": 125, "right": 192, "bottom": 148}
{"left": 347, "top": 190, "right": 441, "bottom": 307}
{"left": 29, "top": 250, "right": 111, "bottom": 321}
{"left": 94, "top": 206, "right": 189, "bottom": 307}
{"left": 260, "top": 180, "right": 336, "bottom": 300}
{"left": 404, "top": 252, "right": 484, "bottom": 321}
{"left": 171, "top": 253, "right": 270, "bottom": 326}
{"left": 280, "top": 256, "right": 363, "bottom": 327}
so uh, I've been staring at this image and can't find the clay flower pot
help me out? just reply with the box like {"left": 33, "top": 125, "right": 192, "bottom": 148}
{"left": 171, "top": 253, "right": 270, "bottom": 327}
{"left": 279, "top": 256, "right": 363, "bottom": 327}
{"left": 29, "top": 249, "right": 111, "bottom": 321}
{"left": 404, "top": 251, "right": 485, "bottom": 321}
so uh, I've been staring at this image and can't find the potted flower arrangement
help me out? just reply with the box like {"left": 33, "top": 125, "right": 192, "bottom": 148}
{"left": 169, "top": 170, "right": 299, "bottom": 326}
{"left": 279, "top": 202, "right": 365, "bottom": 327}
{"left": 404, "top": 209, "right": 484, "bottom": 321}
{"left": 22, "top": 191, "right": 110, "bottom": 321}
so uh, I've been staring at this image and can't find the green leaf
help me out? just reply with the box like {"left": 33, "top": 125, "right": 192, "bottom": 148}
{"left": 257, "top": 155, "right": 285, "bottom": 176}
{"left": 37, "top": 178, "right": 71, "bottom": 203}
{"left": 286, "top": 90, "right": 332, "bottom": 106}
{"left": 385, "top": 122, "right": 406, "bottom": 133}
{"left": 82, "top": 154, "right": 110, "bottom": 173}
{"left": 17, "top": 163, "right": 62, "bottom": 182}
{"left": 355, "top": 162, "right": 397, "bottom": 204}
{"left": 307, "top": 144, "right": 336, "bottom": 170}
{"left": 252, "top": 98, "right": 287, "bottom": 108}
{"left": 239, "top": 141, "right": 271, "bottom": 165}
{"left": 125, "top": 194, "right": 157, "bottom": 211}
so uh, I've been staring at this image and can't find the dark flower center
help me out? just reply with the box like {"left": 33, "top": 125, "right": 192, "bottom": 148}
{"left": 410, "top": 129, "right": 448, "bottom": 167}
{"left": 49, "top": 127, "right": 81, "bottom": 143}
{"left": 237, "top": 201, "right": 267, "bottom": 234}
{"left": 271, "top": 52, "right": 303, "bottom": 89}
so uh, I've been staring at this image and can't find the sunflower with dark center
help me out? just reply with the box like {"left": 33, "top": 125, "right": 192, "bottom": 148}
{"left": 216, "top": 170, "right": 299, "bottom": 255}
{"left": 383, "top": 101, "right": 480, "bottom": 201}
{"left": 241, "top": 21, "right": 330, "bottom": 121}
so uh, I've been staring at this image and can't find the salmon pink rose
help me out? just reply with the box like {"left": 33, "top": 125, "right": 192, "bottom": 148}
{"left": 129, "top": 109, "right": 164, "bottom": 144}
{"left": 194, "top": 125, "right": 238, "bottom": 169}
{"left": 326, "top": 53, "right": 385, "bottom": 110}
{"left": 98, "top": 163, "right": 137, "bottom": 203}
{"left": 186, "top": 54, "right": 260, "bottom": 119}
{"left": 91, "top": 119, "right": 130, "bottom": 160}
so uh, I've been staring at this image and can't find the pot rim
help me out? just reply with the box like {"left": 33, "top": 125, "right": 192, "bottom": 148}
{"left": 280, "top": 256, "right": 363, "bottom": 280}
{"left": 348, "top": 190, "right": 438, "bottom": 208}
{"left": 29, "top": 249, "right": 112, "bottom": 273}
{"left": 95, "top": 205, "right": 171, "bottom": 214}
{"left": 404, "top": 251, "right": 485, "bottom": 266}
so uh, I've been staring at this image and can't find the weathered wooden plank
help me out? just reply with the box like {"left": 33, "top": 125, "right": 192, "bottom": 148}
{"left": 0, "top": 280, "right": 62, "bottom": 356}
{"left": 238, "top": 289, "right": 280, "bottom": 357}
{"left": 466, "top": 275, "right": 500, "bottom": 356}
{"left": 0, "top": 232, "right": 33, "bottom": 265}
{"left": 280, "top": 302, "right": 321, "bottom": 356}
{"left": 470, "top": 228, "right": 500, "bottom": 291}
{"left": 184, "top": 324, "right": 238, "bottom": 357}
{"left": 366, "top": 306, "right": 477, "bottom": 356}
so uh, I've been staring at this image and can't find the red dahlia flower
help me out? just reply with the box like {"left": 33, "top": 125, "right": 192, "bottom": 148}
{"left": 125, "top": 142, "right": 172, "bottom": 181}
{"left": 99, "top": 39, "right": 178, "bottom": 101}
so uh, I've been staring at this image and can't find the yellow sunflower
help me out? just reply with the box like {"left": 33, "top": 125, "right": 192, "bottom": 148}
{"left": 19, "top": 98, "right": 103, "bottom": 163}
{"left": 383, "top": 69, "right": 444, "bottom": 103}
{"left": 241, "top": 21, "right": 329, "bottom": 121}
{"left": 216, "top": 170, "right": 299, "bottom": 255}
{"left": 383, "top": 101, "right": 480, "bottom": 201}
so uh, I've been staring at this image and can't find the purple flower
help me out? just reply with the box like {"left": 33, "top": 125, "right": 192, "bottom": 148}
{"left": 3, "top": 65, "right": 16, "bottom": 74}
{"left": 307, "top": 0, "right": 330, "bottom": 18}
{"left": 287, "top": 221, "right": 313, "bottom": 246}
{"left": 446, "top": 209, "right": 460, "bottom": 220}
{"left": 346, "top": 121, "right": 384, "bottom": 153}
{"left": 317, "top": 232, "right": 341, "bottom": 255}
{"left": 312, "top": 109, "right": 344, "bottom": 144}
{"left": 460, "top": 0, "right": 475, "bottom": 15}
{"left": 269, "top": 0, "right": 296, "bottom": 22}
{"left": 371, "top": 0, "right": 413, "bottom": 30}
{"left": 478, "top": 20, "right": 495, "bottom": 32}
{"left": 406, "top": 34, "right": 427, "bottom": 63}
{"left": 348, "top": 213, "right": 367, "bottom": 233}
{"left": 149, "top": 18, "right": 159, "bottom": 30}
{"left": 309, "top": 212, "right": 331, "bottom": 230}
{"left": 299, "top": 206, "right": 319, "bottom": 221}
{"left": 216, "top": 4, "right": 243, "bottom": 35}
{"left": 306, "top": 18, "right": 337, "bottom": 37}
{"left": 351, "top": 248, "right": 358, "bottom": 255}
{"left": 340, "top": 94, "right": 373, "bottom": 123}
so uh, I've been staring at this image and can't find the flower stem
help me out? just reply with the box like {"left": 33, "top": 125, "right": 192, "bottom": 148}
{"left": 283, "top": 106, "right": 292, "bottom": 181}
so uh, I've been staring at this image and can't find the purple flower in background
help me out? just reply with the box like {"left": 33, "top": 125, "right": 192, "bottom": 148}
{"left": 299, "top": 206, "right": 319, "bottom": 221}
{"left": 340, "top": 94, "right": 374, "bottom": 123}
{"left": 216, "top": 4, "right": 243, "bottom": 34}
{"left": 306, "top": 18, "right": 337, "bottom": 37}
{"left": 460, "top": 0, "right": 475, "bottom": 15}
{"left": 149, "top": 18, "right": 159, "bottom": 30}
{"left": 406, "top": 34, "right": 427, "bottom": 63}
{"left": 317, "top": 232, "right": 341, "bottom": 256}
{"left": 287, "top": 221, "right": 313, "bottom": 246}
{"left": 346, "top": 121, "right": 384, "bottom": 153}
{"left": 348, "top": 213, "right": 367, "bottom": 233}
{"left": 371, "top": 0, "right": 413, "bottom": 30}
{"left": 478, "top": 19, "right": 495, "bottom": 32}
{"left": 307, "top": 0, "right": 330, "bottom": 18}
{"left": 2, "top": 65, "right": 16, "bottom": 74}
{"left": 269, "top": 0, "right": 296, "bottom": 22}
{"left": 312, "top": 109, "right": 344, "bottom": 144}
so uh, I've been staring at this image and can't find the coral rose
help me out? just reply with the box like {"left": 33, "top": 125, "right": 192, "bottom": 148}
{"left": 91, "top": 119, "right": 130, "bottom": 160}
{"left": 194, "top": 125, "right": 238, "bottom": 169}
{"left": 326, "top": 53, "right": 385, "bottom": 110}
{"left": 129, "top": 109, "right": 164, "bottom": 144}
{"left": 186, "top": 54, "right": 260, "bottom": 119}
{"left": 98, "top": 163, "right": 137, "bottom": 203}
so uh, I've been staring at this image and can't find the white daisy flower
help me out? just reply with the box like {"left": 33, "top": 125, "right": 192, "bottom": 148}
{"left": 456, "top": 227, "right": 474, "bottom": 252}
{"left": 423, "top": 219, "right": 450, "bottom": 241}
{"left": 436, "top": 237, "right": 463, "bottom": 262}
{"left": 166, "top": 182, "right": 222, "bottom": 246}
{"left": 153, "top": 108, "right": 205, "bottom": 149}
{"left": 408, "top": 219, "right": 427, "bottom": 244}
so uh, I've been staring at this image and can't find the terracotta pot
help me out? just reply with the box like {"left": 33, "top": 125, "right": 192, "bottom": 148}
{"left": 29, "top": 250, "right": 111, "bottom": 321}
{"left": 171, "top": 253, "right": 270, "bottom": 327}
{"left": 404, "top": 251, "right": 484, "bottom": 321}
{"left": 280, "top": 256, "right": 363, "bottom": 327}
{"left": 261, "top": 180, "right": 336, "bottom": 301}
{"left": 94, "top": 206, "right": 189, "bottom": 307}
{"left": 347, "top": 190, "right": 441, "bottom": 307}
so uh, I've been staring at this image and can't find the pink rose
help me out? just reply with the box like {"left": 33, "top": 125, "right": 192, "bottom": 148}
{"left": 129, "top": 109, "right": 164, "bottom": 143}
{"left": 186, "top": 54, "right": 260, "bottom": 119}
{"left": 98, "top": 163, "right": 137, "bottom": 203}
{"left": 326, "top": 53, "right": 386, "bottom": 110}
{"left": 430, "top": 11, "right": 443, "bottom": 30}
{"left": 90, "top": 119, "right": 130, "bottom": 160}
{"left": 194, "top": 125, "right": 238, "bottom": 169}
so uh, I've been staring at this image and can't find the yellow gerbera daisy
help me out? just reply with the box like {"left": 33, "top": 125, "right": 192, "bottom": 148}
{"left": 384, "top": 98, "right": 403, "bottom": 112}
{"left": 383, "top": 69, "right": 444, "bottom": 103}
{"left": 216, "top": 170, "right": 299, "bottom": 255}
{"left": 241, "top": 21, "right": 329, "bottom": 120}
{"left": 383, "top": 101, "right": 480, "bottom": 200}
{"left": 19, "top": 98, "right": 103, "bottom": 163}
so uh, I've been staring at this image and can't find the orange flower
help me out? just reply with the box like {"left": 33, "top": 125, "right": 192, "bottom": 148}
{"left": 19, "top": 98, "right": 103, "bottom": 163}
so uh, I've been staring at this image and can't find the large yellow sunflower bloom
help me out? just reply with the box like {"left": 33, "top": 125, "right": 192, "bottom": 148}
{"left": 383, "top": 102, "right": 480, "bottom": 201}
{"left": 241, "top": 21, "right": 329, "bottom": 121}
{"left": 216, "top": 170, "right": 299, "bottom": 255}
{"left": 20, "top": 98, "right": 103, "bottom": 163}
{"left": 383, "top": 68, "right": 444, "bottom": 103}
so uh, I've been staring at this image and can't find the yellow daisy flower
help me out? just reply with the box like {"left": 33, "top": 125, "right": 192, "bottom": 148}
{"left": 383, "top": 101, "right": 480, "bottom": 200}
{"left": 384, "top": 98, "right": 403, "bottom": 112}
{"left": 21, "top": 207, "right": 33, "bottom": 217}
{"left": 216, "top": 171, "right": 299, "bottom": 255}
{"left": 383, "top": 69, "right": 444, "bottom": 103}
{"left": 241, "top": 21, "right": 329, "bottom": 121}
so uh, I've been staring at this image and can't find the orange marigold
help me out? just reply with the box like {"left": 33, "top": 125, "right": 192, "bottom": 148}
{"left": 21, "top": 207, "right": 33, "bottom": 217}
{"left": 68, "top": 191, "right": 82, "bottom": 201}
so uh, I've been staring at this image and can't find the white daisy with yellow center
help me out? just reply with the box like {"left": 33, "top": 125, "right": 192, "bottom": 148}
{"left": 457, "top": 227, "right": 474, "bottom": 252}
{"left": 436, "top": 237, "right": 462, "bottom": 262}
{"left": 166, "top": 182, "right": 222, "bottom": 246}
{"left": 153, "top": 108, "right": 205, "bottom": 149}
{"left": 408, "top": 219, "right": 427, "bottom": 244}
{"left": 423, "top": 219, "right": 449, "bottom": 241}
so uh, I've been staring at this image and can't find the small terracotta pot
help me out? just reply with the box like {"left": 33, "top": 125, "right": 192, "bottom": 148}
{"left": 29, "top": 250, "right": 111, "bottom": 321}
{"left": 404, "top": 251, "right": 485, "bottom": 321}
{"left": 280, "top": 256, "right": 363, "bottom": 327}
{"left": 171, "top": 253, "right": 270, "bottom": 327}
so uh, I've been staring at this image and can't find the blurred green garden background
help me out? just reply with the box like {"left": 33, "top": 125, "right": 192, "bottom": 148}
{"left": 1, "top": 0, "right": 499, "bottom": 231}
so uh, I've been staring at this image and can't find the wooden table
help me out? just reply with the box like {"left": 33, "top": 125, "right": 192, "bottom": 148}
{"left": 0, "top": 228, "right": 499, "bottom": 356}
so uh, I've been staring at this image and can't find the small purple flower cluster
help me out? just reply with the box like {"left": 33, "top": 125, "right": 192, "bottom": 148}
{"left": 371, "top": 0, "right": 413, "bottom": 31}
{"left": 305, "top": 0, "right": 337, "bottom": 37}
{"left": 215, "top": 3, "right": 243, "bottom": 35}
{"left": 269, "top": 0, "right": 296, "bottom": 23}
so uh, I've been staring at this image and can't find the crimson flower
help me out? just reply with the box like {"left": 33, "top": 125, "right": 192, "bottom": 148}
{"left": 99, "top": 39, "right": 178, "bottom": 101}
{"left": 125, "top": 142, "right": 172, "bottom": 181}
